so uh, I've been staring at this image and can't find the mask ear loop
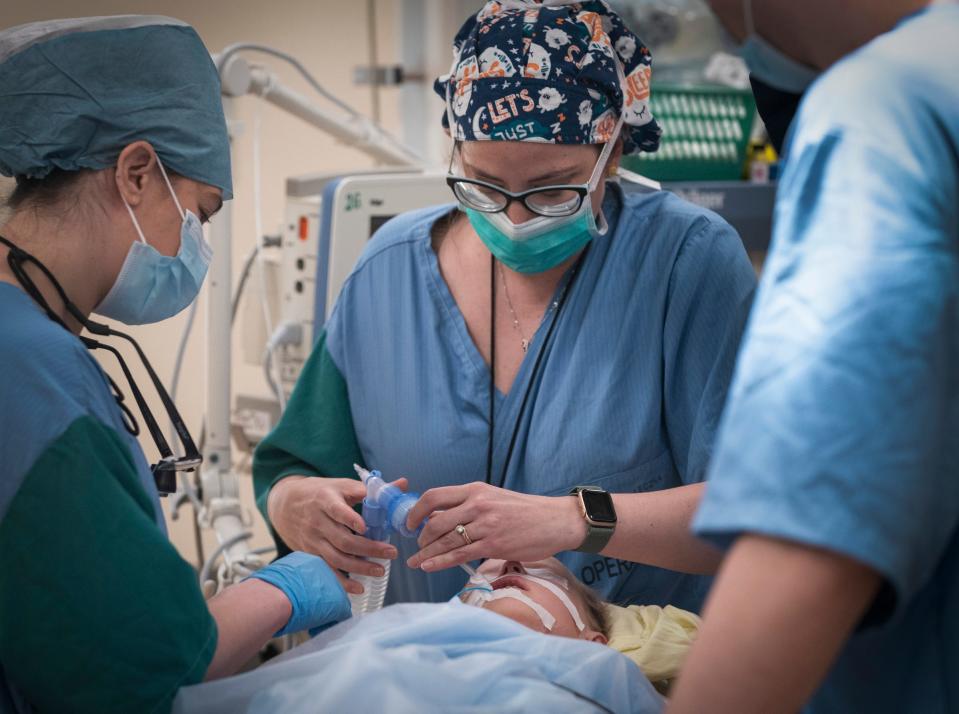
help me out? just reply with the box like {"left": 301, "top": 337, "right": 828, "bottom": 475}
{"left": 122, "top": 198, "right": 149, "bottom": 246}
{"left": 582, "top": 116, "right": 622, "bottom": 237}
{"left": 582, "top": 61, "right": 628, "bottom": 236}
{"left": 586, "top": 114, "right": 625, "bottom": 194}
{"left": 119, "top": 155, "right": 184, "bottom": 247}
{"left": 155, "top": 156, "right": 186, "bottom": 220}
{"left": 587, "top": 56, "right": 628, "bottom": 193}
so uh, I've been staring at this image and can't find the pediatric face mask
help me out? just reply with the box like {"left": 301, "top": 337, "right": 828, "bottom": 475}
{"left": 737, "top": 0, "right": 818, "bottom": 94}
{"left": 461, "top": 114, "right": 623, "bottom": 275}
{"left": 95, "top": 158, "right": 213, "bottom": 325}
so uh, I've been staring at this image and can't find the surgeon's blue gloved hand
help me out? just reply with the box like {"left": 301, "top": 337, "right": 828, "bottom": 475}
{"left": 247, "top": 551, "right": 352, "bottom": 637}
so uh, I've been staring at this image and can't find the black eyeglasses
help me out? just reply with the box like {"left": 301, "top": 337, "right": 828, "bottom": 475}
{"left": 1, "top": 235, "right": 202, "bottom": 496}
{"left": 445, "top": 143, "right": 596, "bottom": 218}
{"left": 446, "top": 175, "right": 590, "bottom": 218}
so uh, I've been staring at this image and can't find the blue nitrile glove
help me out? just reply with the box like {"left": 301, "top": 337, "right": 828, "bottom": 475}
{"left": 247, "top": 551, "right": 352, "bottom": 637}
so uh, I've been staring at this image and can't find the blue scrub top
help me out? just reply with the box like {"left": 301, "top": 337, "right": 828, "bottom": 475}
{"left": 694, "top": 5, "right": 959, "bottom": 712}
{"left": 0, "top": 283, "right": 162, "bottom": 527}
{"left": 0, "top": 283, "right": 219, "bottom": 712}
{"left": 326, "top": 183, "right": 756, "bottom": 611}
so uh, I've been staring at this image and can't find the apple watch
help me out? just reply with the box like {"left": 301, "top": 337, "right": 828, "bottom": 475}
{"left": 569, "top": 485, "right": 617, "bottom": 553}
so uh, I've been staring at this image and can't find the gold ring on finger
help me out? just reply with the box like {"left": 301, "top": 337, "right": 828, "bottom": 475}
{"left": 454, "top": 524, "right": 473, "bottom": 545}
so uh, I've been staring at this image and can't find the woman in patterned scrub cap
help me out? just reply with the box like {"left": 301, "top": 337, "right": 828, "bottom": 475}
{"left": 255, "top": 1, "right": 757, "bottom": 615}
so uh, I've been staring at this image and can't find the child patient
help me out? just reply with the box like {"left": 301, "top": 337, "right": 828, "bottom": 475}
{"left": 458, "top": 557, "right": 700, "bottom": 693}
{"left": 458, "top": 557, "right": 610, "bottom": 642}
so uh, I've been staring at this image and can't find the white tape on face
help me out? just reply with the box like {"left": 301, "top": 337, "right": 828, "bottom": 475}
{"left": 514, "top": 574, "right": 586, "bottom": 632}
{"left": 486, "top": 587, "right": 557, "bottom": 631}
{"left": 523, "top": 567, "right": 570, "bottom": 590}
{"left": 456, "top": 566, "right": 588, "bottom": 634}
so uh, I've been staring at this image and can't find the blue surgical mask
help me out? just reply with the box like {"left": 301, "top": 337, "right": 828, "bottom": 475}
{"left": 96, "top": 159, "right": 213, "bottom": 324}
{"left": 738, "top": 0, "right": 818, "bottom": 94}
{"left": 462, "top": 115, "right": 622, "bottom": 275}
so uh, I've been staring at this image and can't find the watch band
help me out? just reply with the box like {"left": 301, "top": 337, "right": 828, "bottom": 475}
{"left": 578, "top": 520, "right": 614, "bottom": 553}
{"left": 570, "top": 486, "right": 616, "bottom": 554}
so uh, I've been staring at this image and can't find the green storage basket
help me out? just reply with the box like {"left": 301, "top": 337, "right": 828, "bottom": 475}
{"left": 621, "top": 84, "right": 757, "bottom": 182}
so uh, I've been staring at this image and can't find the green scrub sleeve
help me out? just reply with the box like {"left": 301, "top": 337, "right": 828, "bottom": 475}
{"left": 0, "top": 416, "right": 217, "bottom": 714}
{"left": 252, "top": 329, "right": 364, "bottom": 554}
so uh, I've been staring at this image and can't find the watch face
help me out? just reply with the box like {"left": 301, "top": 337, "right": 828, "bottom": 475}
{"left": 581, "top": 489, "right": 616, "bottom": 524}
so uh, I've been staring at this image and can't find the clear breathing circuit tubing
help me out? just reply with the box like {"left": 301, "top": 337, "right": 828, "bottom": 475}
{"left": 348, "top": 464, "right": 418, "bottom": 615}
{"left": 349, "top": 465, "right": 486, "bottom": 615}
{"left": 348, "top": 558, "right": 392, "bottom": 614}
{"left": 348, "top": 465, "right": 391, "bottom": 615}
{"left": 352, "top": 562, "right": 483, "bottom": 615}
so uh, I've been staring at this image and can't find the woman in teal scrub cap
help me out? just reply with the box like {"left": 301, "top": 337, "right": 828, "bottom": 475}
{"left": 0, "top": 16, "right": 350, "bottom": 713}
{"left": 255, "top": 1, "right": 757, "bottom": 613}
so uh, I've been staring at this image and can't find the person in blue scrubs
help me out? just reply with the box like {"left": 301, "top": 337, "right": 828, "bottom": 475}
{"left": 670, "top": 2, "right": 959, "bottom": 712}
{"left": 0, "top": 17, "right": 349, "bottom": 713}
{"left": 255, "top": 1, "right": 756, "bottom": 612}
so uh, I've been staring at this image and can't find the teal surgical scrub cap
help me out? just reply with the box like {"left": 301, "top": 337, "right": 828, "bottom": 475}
{"left": 0, "top": 16, "right": 232, "bottom": 199}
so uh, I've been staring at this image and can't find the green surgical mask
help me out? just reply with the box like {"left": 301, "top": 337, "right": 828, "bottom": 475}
{"left": 460, "top": 114, "right": 622, "bottom": 274}
{"left": 465, "top": 202, "right": 603, "bottom": 274}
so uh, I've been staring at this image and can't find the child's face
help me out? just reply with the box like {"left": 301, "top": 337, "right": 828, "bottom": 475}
{"left": 467, "top": 558, "right": 605, "bottom": 642}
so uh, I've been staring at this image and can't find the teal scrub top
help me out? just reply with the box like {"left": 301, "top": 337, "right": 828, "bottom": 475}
{"left": 694, "top": 5, "right": 959, "bottom": 712}
{"left": 255, "top": 183, "right": 757, "bottom": 612}
{"left": 0, "top": 283, "right": 216, "bottom": 713}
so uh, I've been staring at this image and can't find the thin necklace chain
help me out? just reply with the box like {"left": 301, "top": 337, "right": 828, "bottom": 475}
{"left": 497, "top": 261, "right": 559, "bottom": 354}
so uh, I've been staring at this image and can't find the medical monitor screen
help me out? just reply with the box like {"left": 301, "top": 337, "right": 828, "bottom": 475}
{"left": 370, "top": 215, "right": 396, "bottom": 238}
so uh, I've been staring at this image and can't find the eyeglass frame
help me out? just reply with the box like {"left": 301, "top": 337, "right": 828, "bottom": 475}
{"left": 445, "top": 173, "right": 592, "bottom": 218}
{"left": 444, "top": 112, "right": 625, "bottom": 218}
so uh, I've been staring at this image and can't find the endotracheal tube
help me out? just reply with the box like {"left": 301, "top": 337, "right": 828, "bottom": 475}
{"left": 349, "top": 464, "right": 425, "bottom": 615}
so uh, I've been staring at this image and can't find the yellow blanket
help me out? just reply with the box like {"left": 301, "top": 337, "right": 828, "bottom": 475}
{"left": 605, "top": 604, "right": 701, "bottom": 692}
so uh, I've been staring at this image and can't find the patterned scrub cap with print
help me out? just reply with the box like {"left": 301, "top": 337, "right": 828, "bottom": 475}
{"left": 434, "top": 0, "right": 661, "bottom": 154}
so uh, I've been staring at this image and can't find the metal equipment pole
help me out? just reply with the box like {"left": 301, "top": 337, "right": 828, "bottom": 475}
{"left": 200, "top": 95, "right": 252, "bottom": 582}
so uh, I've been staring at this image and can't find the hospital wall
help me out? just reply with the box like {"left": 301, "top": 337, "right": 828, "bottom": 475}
{"left": 0, "top": 0, "right": 426, "bottom": 565}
